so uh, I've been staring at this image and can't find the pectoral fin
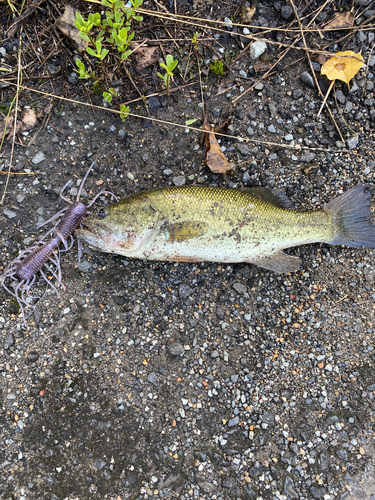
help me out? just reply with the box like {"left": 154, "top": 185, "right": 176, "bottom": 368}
{"left": 166, "top": 221, "right": 208, "bottom": 242}
{"left": 250, "top": 251, "right": 301, "bottom": 273}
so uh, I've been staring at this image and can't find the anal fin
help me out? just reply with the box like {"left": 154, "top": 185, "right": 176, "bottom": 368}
{"left": 250, "top": 251, "right": 301, "bottom": 273}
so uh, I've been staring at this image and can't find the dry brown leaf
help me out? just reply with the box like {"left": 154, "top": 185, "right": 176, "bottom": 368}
{"left": 0, "top": 108, "right": 37, "bottom": 140}
{"left": 241, "top": 4, "right": 257, "bottom": 24}
{"left": 314, "top": 54, "right": 328, "bottom": 66}
{"left": 56, "top": 5, "right": 88, "bottom": 54}
{"left": 253, "top": 60, "right": 271, "bottom": 73}
{"left": 130, "top": 42, "right": 160, "bottom": 70}
{"left": 321, "top": 50, "right": 364, "bottom": 84}
{"left": 203, "top": 122, "right": 232, "bottom": 174}
{"left": 325, "top": 10, "right": 354, "bottom": 30}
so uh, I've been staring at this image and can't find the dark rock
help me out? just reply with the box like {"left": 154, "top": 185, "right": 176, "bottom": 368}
{"left": 147, "top": 372, "right": 158, "bottom": 385}
{"left": 122, "top": 474, "right": 139, "bottom": 487}
{"left": 236, "top": 143, "right": 250, "bottom": 155}
{"left": 310, "top": 485, "right": 327, "bottom": 499}
{"left": 93, "top": 458, "right": 106, "bottom": 469}
{"left": 300, "top": 152, "right": 316, "bottom": 163}
{"left": 281, "top": 5, "right": 293, "bottom": 20}
{"left": 147, "top": 96, "right": 161, "bottom": 109}
{"left": 300, "top": 72, "right": 315, "bottom": 89}
{"left": 179, "top": 283, "right": 194, "bottom": 298}
{"left": 27, "top": 351, "right": 39, "bottom": 363}
{"left": 4, "top": 333, "right": 14, "bottom": 350}
{"left": 114, "top": 296, "right": 125, "bottom": 305}
{"left": 284, "top": 475, "right": 299, "bottom": 498}
{"left": 168, "top": 341, "right": 184, "bottom": 356}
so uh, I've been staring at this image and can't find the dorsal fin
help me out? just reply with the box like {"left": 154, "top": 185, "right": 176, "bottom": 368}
{"left": 241, "top": 187, "right": 295, "bottom": 210}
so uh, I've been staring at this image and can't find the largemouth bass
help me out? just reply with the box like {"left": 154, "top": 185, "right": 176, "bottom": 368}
{"left": 76, "top": 184, "right": 375, "bottom": 273}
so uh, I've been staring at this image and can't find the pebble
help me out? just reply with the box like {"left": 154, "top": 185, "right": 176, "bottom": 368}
{"left": 147, "top": 372, "right": 159, "bottom": 385}
{"left": 335, "top": 89, "right": 346, "bottom": 104}
{"left": 281, "top": 5, "right": 293, "bottom": 19}
{"left": 347, "top": 135, "right": 359, "bottom": 150}
{"left": 3, "top": 208, "right": 17, "bottom": 218}
{"left": 163, "top": 168, "right": 173, "bottom": 176}
{"left": 16, "top": 194, "right": 25, "bottom": 203}
{"left": 147, "top": 96, "right": 160, "bottom": 109}
{"left": 250, "top": 41, "right": 267, "bottom": 60}
{"left": 172, "top": 175, "right": 185, "bottom": 186}
{"left": 300, "top": 152, "right": 316, "bottom": 162}
{"left": 233, "top": 282, "right": 247, "bottom": 294}
{"left": 268, "top": 124, "right": 276, "bottom": 133}
{"left": 236, "top": 143, "right": 250, "bottom": 155}
{"left": 228, "top": 416, "right": 239, "bottom": 427}
{"left": 300, "top": 71, "right": 315, "bottom": 88}
{"left": 179, "top": 283, "right": 194, "bottom": 298}
{"left": 168, "top": 341, "right": 184, "bottom": 356}
{"left": 4, "top": 333, "right": 14, "bottom": 350}
{"left": 27, "top": 352, "right": 39, "bottom": 363}
{"left": 243, "top": 27, "right": 250, "bottom": 35}
{"left": 242, "top": 171, "right": 250, "bottom": 182}
{"left": 77, "top": 260, "right": 92, "bottom": 271}
{"left": 93, "top": 459, "right": 106, "bottom": 469}
{"left": 31, "top": 151, "right": 46, "bottom": 164}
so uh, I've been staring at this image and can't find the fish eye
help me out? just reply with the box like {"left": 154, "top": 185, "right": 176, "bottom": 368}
{"left": 97, "top": 210, "right": 107, "bottom": 219}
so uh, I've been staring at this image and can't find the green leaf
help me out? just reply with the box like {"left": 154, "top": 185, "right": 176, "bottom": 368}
{"left": 166, "top": 54, "right": 174, "bottom": 66}
{"left": 133, "top": 15, "right": 143, "bottom": 22}
{"left": 75, "top": 11, "right": 84, "bottom": 27}
{"left": 103, "top": 92, "right": 112, "bottom": 103}
{"left": 93, "top": 12, "right": 101, "bottom": 26}
{"left": 100, "top": 49, "right": 109, "bottom": 60}
{"left": 79, "top": 32, "right": 90, "bottom": 42}
{"left": 120, "top": 104, "right": 129, "bottom": 121}
{"left": 86, "top": 47, "right": 97, "bottom": 57}
{"left": 185, "top": 119, "right": 197, "bottom": 126}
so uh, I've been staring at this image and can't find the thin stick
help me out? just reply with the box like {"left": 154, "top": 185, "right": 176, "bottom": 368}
{"left": 317, "top": 79, "right": 334, "bottom": 118}
{"left": 0, "top": 36, "right": 22, "bottom": 205}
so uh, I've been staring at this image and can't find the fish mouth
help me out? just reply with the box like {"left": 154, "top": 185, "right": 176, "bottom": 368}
{"left": 76, "top": 222, "right": 100, "bottom": 240}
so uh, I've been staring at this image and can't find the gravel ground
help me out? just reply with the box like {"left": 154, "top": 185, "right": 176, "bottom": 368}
{"left": 1, "top": 1, "right": 375, "bottom": 499}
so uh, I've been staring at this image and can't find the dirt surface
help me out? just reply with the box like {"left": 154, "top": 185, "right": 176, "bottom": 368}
{"left": 1, "top": 1, "right": 375, "bottom": 499}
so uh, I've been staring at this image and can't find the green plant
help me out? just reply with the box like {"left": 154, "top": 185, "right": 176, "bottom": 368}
{"left": 192, "top": 32, "right": 200, "bottom": 50}
{"left": 158, "top": 54, "right": 178, "bottom": 96}
{"left": 210, "top": 60, "right": 225, "bottom": 77}
{"left": 74, "top": 0, "right": 144, "bottom": 115}
{"left": 120, "top": 104, "right": 130, "bottom": 121}
{"left": 103, "top": 87, "right": 118, "bottom": 103}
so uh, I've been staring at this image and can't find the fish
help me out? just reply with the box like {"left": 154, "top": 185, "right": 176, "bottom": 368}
{"left": 75, "top": 184, "right": 375, "bottom": 273}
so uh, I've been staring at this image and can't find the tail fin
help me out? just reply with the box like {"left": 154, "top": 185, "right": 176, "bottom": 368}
{"left": 325, "top": 184, "right": 375, "bottom": 249}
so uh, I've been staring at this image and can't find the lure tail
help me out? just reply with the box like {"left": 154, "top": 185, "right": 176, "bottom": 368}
{"left": 326, "top": 184, "right": 375, "bottom": 249}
